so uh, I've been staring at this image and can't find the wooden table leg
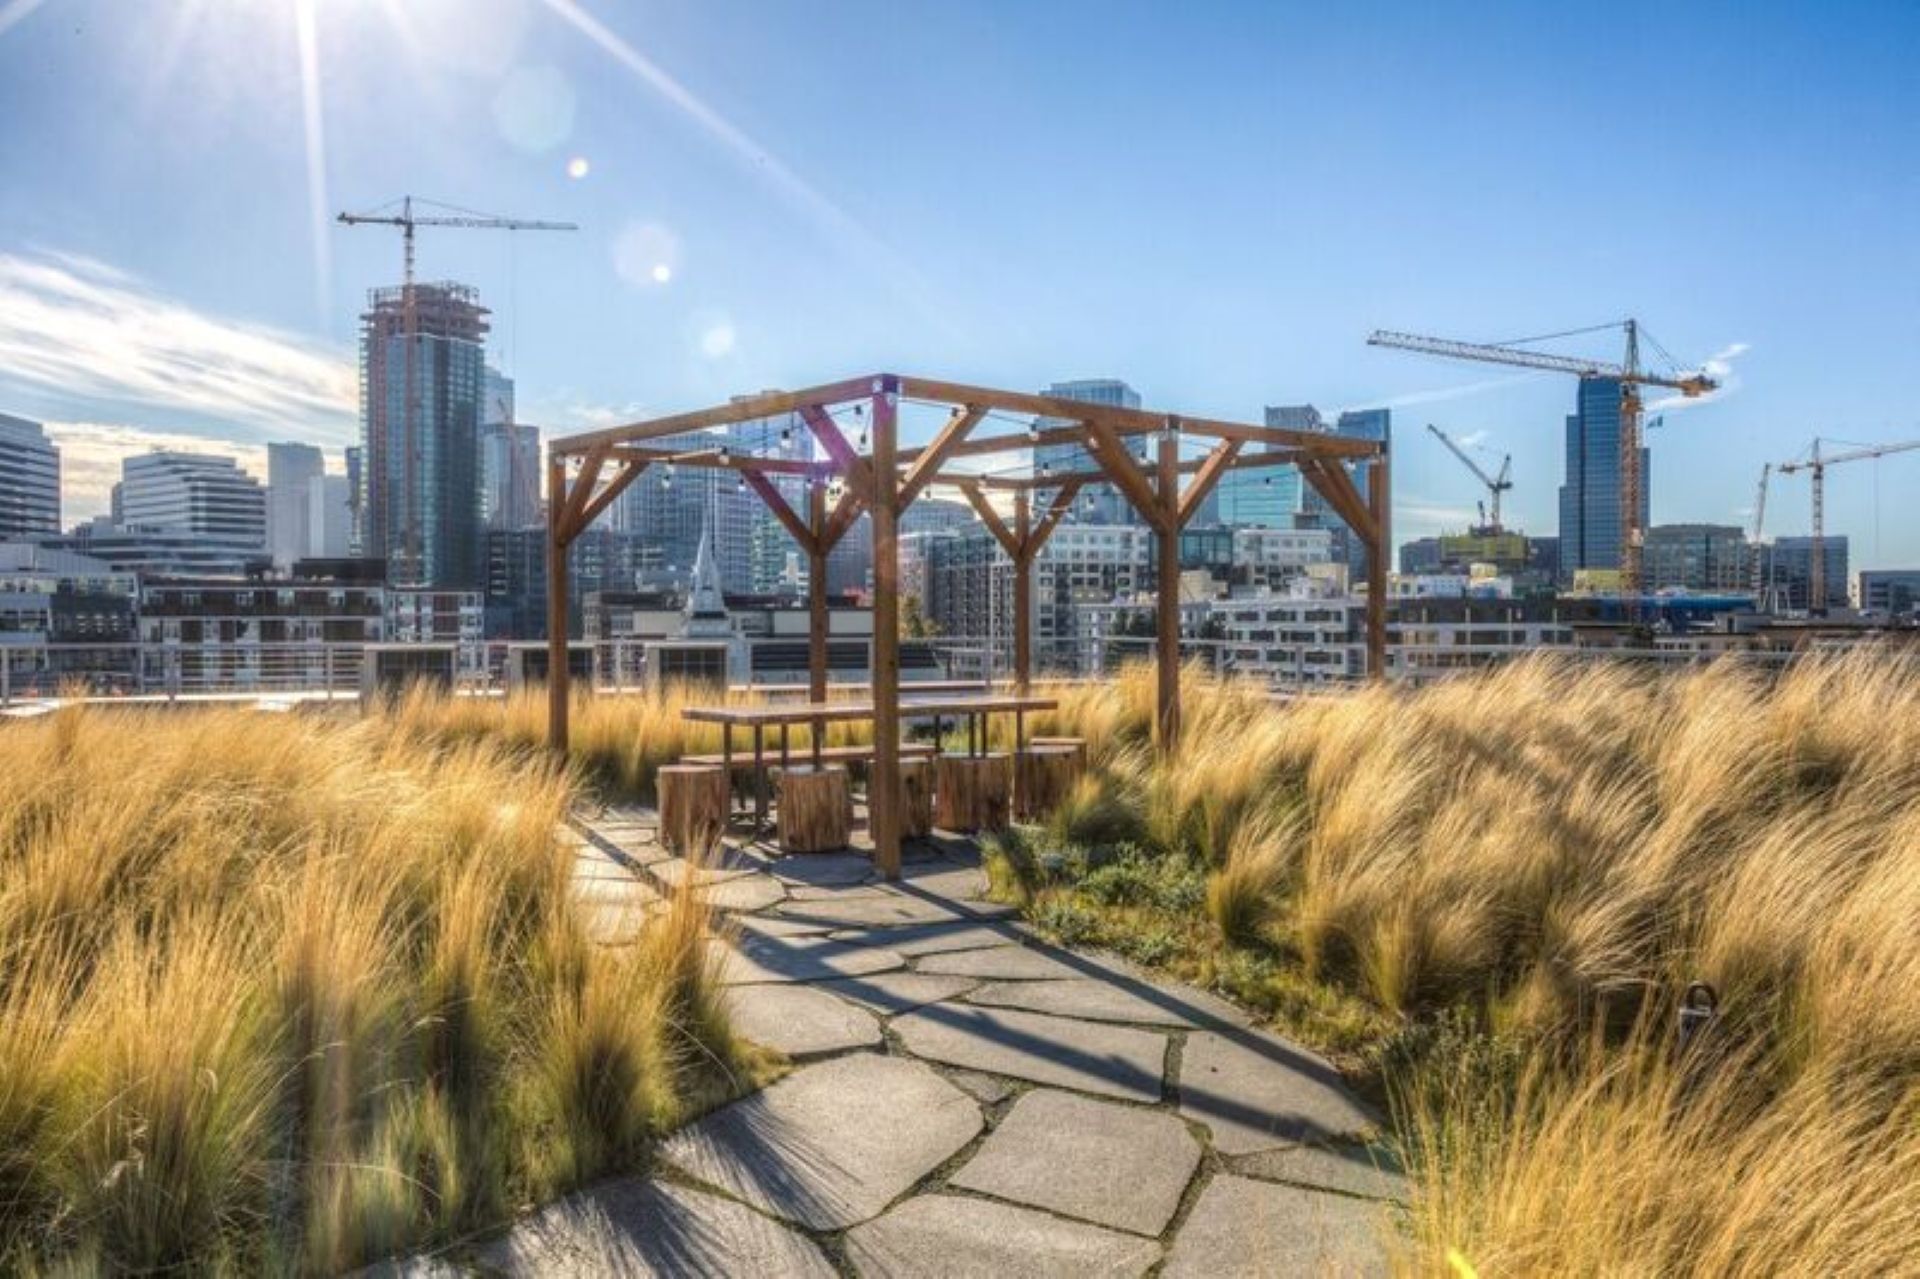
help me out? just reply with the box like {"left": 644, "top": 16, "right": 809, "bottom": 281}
{"left": 753, "top": 724, "right": 767, "bottom": 834}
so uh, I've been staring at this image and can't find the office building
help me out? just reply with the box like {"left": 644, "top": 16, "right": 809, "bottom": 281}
{"left": 480, "top": 367, "right": 541, "bottom": 531}
{"left": 0, "top": 413, "right": 59, "bottom": 539}
{"left": 0, "top": 543, "right": 137, "bottom": 689}
{"left": 267, "top": 442, "right": 325, "bottom": 569}
{"left": 1860, "top": 569, "right": 1920, "bottom": 616}
{"left": 1765, "top": 536, "right": 1850, "bottom": 612}
{"left": 1216, "top": 406, "right": 1312, "bottom": 529}
{"left": 138, "top": 573, "right": 386, "bottom": 691}
{"left": 45, "top": 518, "right": 264, "bottom": 578}
{"left": 1034, "top": 379, "right": 1144, "bottom": 525}
{"left": 308, "top": 473, "right": 352, "bottom": 559}
{"left": 1643, "top": 524, "right": 1749, "bottom": 593}
{"left": 118, "top": 452, "right": 266, "bottom": 548}
{"left": 344, "top": 445, "right": 365, "bottom": 554}
{"left": 359, "top": 282, "right": 489, "bottom": 588}
{"left": 1557, "top": 377, "right": 1648, "bottom": 584}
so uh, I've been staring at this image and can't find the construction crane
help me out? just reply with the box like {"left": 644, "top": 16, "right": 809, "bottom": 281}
{"left": 1777, "top": 436, "right": 1920, "bottom": 614}
{"left": 337, "top": 196, "right": 576, "bottom": 577}
{"left": 1370, "top": 321, "right": 1719, "bottom": 596}
{"left": 1426, "top": 423, "right": 1513, "bottom": 534}
{"left": 1748, "top": 463, "right": 1772, "bottom": 608}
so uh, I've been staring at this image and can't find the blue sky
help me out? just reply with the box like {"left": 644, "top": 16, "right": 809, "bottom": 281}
{"left": 2, "top": 0, "right": 1917, "bottom": 566}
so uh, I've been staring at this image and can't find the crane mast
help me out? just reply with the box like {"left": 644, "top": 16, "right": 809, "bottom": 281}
{"left": 1778, "top": 435, "right": 1920, "bottom": 615}
{"left": 1748, "top": 463, "right": 1771, "bottom": 606}
{"left": 1425, "top": 423, "right": 1513, "bottom": 533}
{"left": 1370, "top": 322, "right": 1718, "bottom": 597}
{"left": 337, "top": 196, "right": 577, "bottom": 580}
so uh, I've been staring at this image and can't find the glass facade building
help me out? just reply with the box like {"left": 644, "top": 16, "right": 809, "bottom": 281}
{"left": 1557, "top": 377, "right": 1649, "bottom": 584}
{"left": 359, "top": 283, "right": 490, "bottom": 588}
{"left": 1033, "top": 379, "right": 1144, "bottom": 525}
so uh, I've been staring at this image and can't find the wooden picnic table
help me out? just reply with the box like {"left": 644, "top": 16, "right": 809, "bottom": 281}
{"left": 682, "top": 694, "right": 1057, "bottom": 833}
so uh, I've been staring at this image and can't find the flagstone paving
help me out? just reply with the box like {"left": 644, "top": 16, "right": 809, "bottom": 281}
{"left": 418, "top": 804, "right": 1401, "bottom": 1275}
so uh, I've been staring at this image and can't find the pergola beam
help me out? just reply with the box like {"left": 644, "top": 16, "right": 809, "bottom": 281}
{"left": 568, "top": 458, "right": 647, "bottom": 539}
{"left": 742, "top": 469, "right": 816, "bottom": 555}
{"left": 898, "top": 405, "right": 985, "bottom": 509}
{"left": 957, "top": 480, "right": 1019, "bottom": 557}
{"left": 1178, "top": 439, "right": 1243, "bottom": 528}
{"left": 1085, "top": 420, "right": 1168, "bottom": 533}
{"left": 801, "top": 405, "right": 875, "bottom": 504}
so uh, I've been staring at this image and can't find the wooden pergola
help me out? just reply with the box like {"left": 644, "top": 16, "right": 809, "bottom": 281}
{"left": 546, "top": 373, "right": 1389, "bottom": 877}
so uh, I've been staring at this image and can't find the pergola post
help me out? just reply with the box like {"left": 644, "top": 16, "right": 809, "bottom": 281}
{"left": 808, "top": 477, "right": 829, "bottom": 701}
{"left": 1155, "top": 425, "right": 1181, "bottom": 752}
{"left": 869, "top": 380, "right": 902, "bottom": 879}
{"left": 1367, "top": 452, "right": 1391, "bottom": 681}
{"left": 1012, "top": 490, "right": 1032, "bottom": 693}
{"left": 546, "top": 455, "right": 571, "bottom": 754}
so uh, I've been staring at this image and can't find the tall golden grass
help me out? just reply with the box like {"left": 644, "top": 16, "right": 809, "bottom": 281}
{"left": 0, "top": 700, "right": 743, "bottom": 1273}
{"left": 1023, "top": 654, "right": 1920, "bottom": 1274}
{"left": 398, "top": 682, "right": 875, "bottom": 802}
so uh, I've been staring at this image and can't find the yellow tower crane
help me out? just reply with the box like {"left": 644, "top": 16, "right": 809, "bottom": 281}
{"left": 1777, "top": 436, "right": 1920, "bottom": 614}
{"left": 1370, "top": 321, "right": 1718, "bottom": 596}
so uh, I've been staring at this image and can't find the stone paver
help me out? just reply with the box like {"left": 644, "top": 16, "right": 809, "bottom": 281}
{"left": 891, "top": 1004, "right": 1167, "bottom": 1102}
{"left": 725, "top": 983, "right": 882, "bottom": 1056}
{"left": 774, "top": 892, "right": 976, "bottom": 930}
{"left": 844, "top": 1195, "right": 1159, "bottom": 1279}
{"left": 659, "top": 1054, "right": 981, "bottom": 1231}
{"left": 479, "top": 1177, "right": 834, "bottom": 1277}
{"left": 1178, "top": 1029, "right": 1377, "bottom": 1155}
{"left": 950, "top": 1089, "right": 1201, "bottom": 1235}
{"left": 815, "top": 971, "right": 980, "bottom": 1015}
{"left": 828, "top": 921, "right": 1021, "bottom": 956}
{"left": 965, "top": 977, "right": 1242, "bottom": 1028}
{"left": 1234, "top": 1142, "right": 1408, "bottom": 1203}
{"left": 918, "top": 945, "right": 1091, "bottom": 981}
{"left": 1160, "top": 1175, "right": 1388, "bottom": 1278}
{"left": 515, "top": 812, "right": 1400, "bottom": 1277}
{"left": 710, "top": 935, "right": 906, "bottom": 985}
{"left": 695, "top": 874, "right": 788, "bottom": 913}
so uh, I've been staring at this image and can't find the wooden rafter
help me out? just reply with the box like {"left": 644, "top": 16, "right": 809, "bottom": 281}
{"left": 1085, "top": 420, "right": 1168, "bottom": 531}
{"left": 1299, "top": 457, "right": 1378, "bottom": 545}
{"left": 569, "top": 458, "right": 647, "bottom": 540}
{"left": 557, "top": 445, "right": 611, "bottom": 544}
{"left": 742, "top": 470, "right": 816, "bottom": 555}
{"left": 801, "top": 405, "right": 874, "bottom": 501}
{"left": 822, "top": 486, "right": 867, "bottom": 550}
{"left": 1177, "top": 440, "right": 1243, "bottom": 528}
{"left": 957, "top": 481, "right": 1019, "bottom": 557}
{"left": 897, "top": 405, "right": 985, "bottom": 511}
{"left": 1024, "top": 479, "right": 1086, "bottom": 562}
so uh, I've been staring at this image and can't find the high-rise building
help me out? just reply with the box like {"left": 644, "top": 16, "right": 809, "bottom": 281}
{"left": 118, "top": 452, "right": 266, "bottom": 548}
{"left": 479, "top": 367, "right": 541, "bottom": 532}
{"left": 0, "top": 412, "right": 59, "bottom": 539}
{"left": 1033, "top": 379, "right": 1144, "bottom": 525}
{"left": 344, "top": 445, "right": 365, "bottom": 554}
{"left": 1218, "top": 405, "right": 1315, "bottom": 529}
{"left": 359, "top": 282, "right": 490, "bottom": 587}
{"left": 1299, "top": 407, "right": 1391, "bottom": 573}
{"left": 1557, "top": 378, "right": 1648, "bottom": 585}
{"left": 266, "top": 442, "right": 325, "bottom": 569}
{"left": 1643, "top": 523, "right": 1748, "bottom": 593}
{"left": 308, "top": 473, "right": 352, "bottom": 558}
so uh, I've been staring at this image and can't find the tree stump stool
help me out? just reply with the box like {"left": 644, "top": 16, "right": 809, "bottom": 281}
{"left": 899, "top": 757, "right": 934, "bottom": 839}
{"left": 934, "top": 753, "right": 1013, "bottom": 833}
{"left": 1016, "top": 744, "right": 1085, "bottom": 821}
{"left": 777, "top": 764, "right": 853, "bottom": 854}
{"left": 657, "top": 763, "right": 729, "bottom": 857}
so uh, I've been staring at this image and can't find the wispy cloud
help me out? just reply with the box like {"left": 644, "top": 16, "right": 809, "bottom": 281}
{"left": 0, "top": 0, "right": 48, "bottom": 41}
{"left": 0, "top": 250, "right": 356, "bottom": 442}
{"left": 44, "top": 422, "right": 271, "bottom": 523}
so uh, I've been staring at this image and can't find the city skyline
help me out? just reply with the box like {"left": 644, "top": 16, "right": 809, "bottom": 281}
{"left": 2, "top": 2, "right": 1919, "bottom": 566}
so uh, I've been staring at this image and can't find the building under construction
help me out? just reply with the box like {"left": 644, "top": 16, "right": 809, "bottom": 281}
{"left": 358, "top": 282, "right": 490, "bottom": 588}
